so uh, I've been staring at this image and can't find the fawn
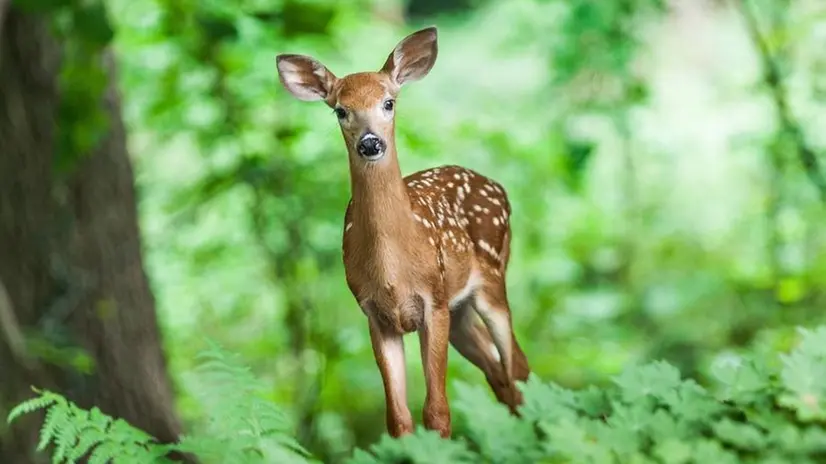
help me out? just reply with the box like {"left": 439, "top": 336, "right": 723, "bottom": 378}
{"left": 276, "top": 26, "right": 530, "bottom": 438}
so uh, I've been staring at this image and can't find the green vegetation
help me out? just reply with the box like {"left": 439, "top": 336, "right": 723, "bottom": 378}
{"left": 10, "top": 327, "right": 826, "bottom": 463}
{"left": 3, "top": 0, "right": 826, "bottom": 461}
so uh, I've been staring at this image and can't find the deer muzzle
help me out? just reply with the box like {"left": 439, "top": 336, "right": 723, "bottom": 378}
{"left": 357, "top": 133, "right": 386, "bottom": 160}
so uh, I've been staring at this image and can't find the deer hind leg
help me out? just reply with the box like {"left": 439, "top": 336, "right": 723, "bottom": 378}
{"left": 449, "top": 292, "right": 529, "bottom": 414}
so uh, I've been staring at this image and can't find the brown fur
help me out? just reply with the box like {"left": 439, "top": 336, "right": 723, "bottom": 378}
{"left": 333, "top": 73, "right": 392, "bottom": 110}
{"left": 276, "top": 26, "right": 530, "bottom": 439}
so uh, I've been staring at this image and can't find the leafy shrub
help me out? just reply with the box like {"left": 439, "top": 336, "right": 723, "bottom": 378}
{"left": 9, "top": 327, "right": 826, "bottom": 463}
{"left": 8, "top": 343, "right": 313, "bottom": 464}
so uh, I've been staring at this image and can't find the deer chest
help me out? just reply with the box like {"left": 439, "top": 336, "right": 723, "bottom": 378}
{"left": 343, "top": 250, "right": 433, "bottom": 334}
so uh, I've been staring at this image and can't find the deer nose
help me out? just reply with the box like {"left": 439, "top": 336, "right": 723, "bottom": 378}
{"left": 357, "top": 134, "right": 385, "bottom": 159}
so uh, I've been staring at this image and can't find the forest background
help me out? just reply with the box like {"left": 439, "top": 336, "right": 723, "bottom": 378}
{"left": 1, "top": 0, "right": 826, "bottom": 462}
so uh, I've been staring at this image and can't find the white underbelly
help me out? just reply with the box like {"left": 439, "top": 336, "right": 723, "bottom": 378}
{"left": 448, "top": 271, "right": 482, "bottom": 311}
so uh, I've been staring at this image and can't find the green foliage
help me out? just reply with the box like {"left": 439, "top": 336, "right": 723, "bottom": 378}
{"left": 7, "top": 390, "right": 170, "bottom": 463}
{"left": 8, "top": 342, "right": 313, "bottom": 464}
{"left": 174, "top": 343, "right": 312, "bottom": 463}
{"left": 12, "top": 0, "right": 818, "bottom": 459}
{"left": 11, "top": 326, "right": 826, "bottom": 463}
{"left": 97, "top": 0, "right": 826, "bottom": 457}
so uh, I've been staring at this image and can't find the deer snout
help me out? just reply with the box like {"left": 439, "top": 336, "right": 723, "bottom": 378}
{"left": 357, "top": 133, "right": 386, "bottom": 160}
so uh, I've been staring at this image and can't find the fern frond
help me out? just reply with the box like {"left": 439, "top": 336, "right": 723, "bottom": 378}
{"left": 88, "top": 442, "right": 121, "bottom": 464}
{"left": 180, "top": 340, "right": 312, "bottom": 462}
{"left": 38, "top": 400, "right": 70, "bottom": 451}
{"left": 9, "top": 388, "right": 165, "bottom": 463}
{"left": 6, "top": 388, "right": 59, "bottom": 424}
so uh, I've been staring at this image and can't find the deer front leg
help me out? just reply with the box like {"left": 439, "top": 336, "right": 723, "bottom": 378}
{"left": 368, "top": 320, "right": 413, "bottom": 437}
{"left": 418, "top": 300, "right": 451, "bottom": 437}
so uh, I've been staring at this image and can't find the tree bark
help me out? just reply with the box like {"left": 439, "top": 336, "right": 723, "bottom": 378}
{"left": 0, "top": 6, "right": 183, "bottom": 462}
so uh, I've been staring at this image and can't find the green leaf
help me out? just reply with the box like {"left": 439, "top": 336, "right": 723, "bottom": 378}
{"left": 652, "top": 438, "right": 692, "bottom": 464}
{"left": 778, "top": 329, "right": 826, "bottom": 421}
{"left": 710, "top": 354, "right": 771, "bottom": 403}
{"left": 613, "top": 361, "right": 682, "bottom": 404}
{"left": 6, "top": 389, "right": 56, "bottom": 424}
{"left": 518, "top": 375, "right": 580, "bottom": 424}
{"left": 661, "top": 380, "right": 724, "bottom": 424}
{"left": 712, "top": 418, "right": 766, "bottom": 451}
{"left": 453, "top": 381, "right": 540, "bottom": 462}
{"left": 347, "top": 427, "right": 475, "bottom": 464}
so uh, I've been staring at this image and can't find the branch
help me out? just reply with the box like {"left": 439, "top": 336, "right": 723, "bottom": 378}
{"left": 735, "top": 0, "right": 826, "bottom": 204}
{"left": 0, "top": 277, "right": 33, "bottom": 368}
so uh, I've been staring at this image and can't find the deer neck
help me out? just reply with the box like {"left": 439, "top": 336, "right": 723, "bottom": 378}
{"left": 348, "top": 146, "right": 415, "bottom": 247}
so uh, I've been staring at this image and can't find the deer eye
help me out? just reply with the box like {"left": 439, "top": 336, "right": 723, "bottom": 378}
{"left": 383, "top": 99, "right": 394, "bottom": 111}
{"left": 334, "top": 107, "right": 347, "bottom": 119}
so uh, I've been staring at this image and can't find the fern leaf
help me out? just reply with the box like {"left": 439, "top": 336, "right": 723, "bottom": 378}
{"left": 6, "top": 391, "right": 58, "bottom": 424}
{"left": 66, "top": 407, "right": 110, "bottom": 461}
{"left": 108, "top": 417, "right": 153, "bottom": 444}
{"left": 68, "top": 432, "right": 103, "bottom": 462}
{"left": 88, "top": 442, "right": 121, "bottom": 464}
{"left": 38, "top": 402, "right": 69, "bottom": 451}
{"left": 53, "top": 405, "right": 83, "bottom": 464}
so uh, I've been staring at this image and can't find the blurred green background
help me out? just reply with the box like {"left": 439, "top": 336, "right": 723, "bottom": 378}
{"left": 5, "top": 0, "right": 826, "bottom": 462}
{"left": 117, "top": 0, "right": 826, "bottom": 460}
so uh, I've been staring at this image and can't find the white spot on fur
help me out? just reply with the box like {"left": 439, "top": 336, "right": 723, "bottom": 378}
{"left": 478, "top": 240, "right": 500, "bottom": 260}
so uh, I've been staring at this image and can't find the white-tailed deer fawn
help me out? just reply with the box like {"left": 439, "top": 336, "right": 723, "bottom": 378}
{"left": 276, "top": 26, "right": 530, "bottom": 438}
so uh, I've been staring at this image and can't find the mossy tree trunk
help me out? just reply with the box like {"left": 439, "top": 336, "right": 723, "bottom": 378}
{"left": 0, "top": 6, "right": 183, "bottom": 462}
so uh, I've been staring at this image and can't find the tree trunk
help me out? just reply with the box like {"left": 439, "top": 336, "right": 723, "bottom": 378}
{"left": 0, "top": 6, "right": 183, "bottom": 462}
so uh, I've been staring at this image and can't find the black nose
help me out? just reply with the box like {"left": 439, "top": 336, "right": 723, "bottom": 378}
{"left": 357, "top": 135, "right": 385, "bottom": 158}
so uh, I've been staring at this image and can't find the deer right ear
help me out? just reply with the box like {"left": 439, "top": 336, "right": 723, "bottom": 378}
{"left": 381, "top": 26, "right": 438, "bottom": 87}
{"left": 276, "top": 54, "right": 337, "bottom": 102}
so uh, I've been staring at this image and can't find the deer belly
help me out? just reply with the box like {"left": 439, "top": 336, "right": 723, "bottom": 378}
{"left": 448, "top": 270, "right": 483, "bottom": 311}
{"left": 363, "top": 293, "right": 426, "bottom": 334}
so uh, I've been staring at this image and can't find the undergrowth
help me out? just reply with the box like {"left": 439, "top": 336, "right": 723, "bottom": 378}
{"left": 8, "top": 327, "right": 826, "bottom": 463}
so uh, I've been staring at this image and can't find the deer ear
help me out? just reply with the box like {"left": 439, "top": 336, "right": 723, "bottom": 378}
{"left": 381, "top": 26, "right": 438, "bottom": 87}
{"left": 276, "top": 54, "right": 337, "bottom": 102}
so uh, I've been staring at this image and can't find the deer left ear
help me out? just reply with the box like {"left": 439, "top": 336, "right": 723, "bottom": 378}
{"left": 381, "top": 26, "right": 438, "bottom": 87}
{"left": 276, "top": 54, "right": 338, "bottom": 102}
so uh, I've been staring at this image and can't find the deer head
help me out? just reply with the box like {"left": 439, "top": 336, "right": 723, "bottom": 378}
{"left": 276, "top": 27, "right": 438, "bottom": 164}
